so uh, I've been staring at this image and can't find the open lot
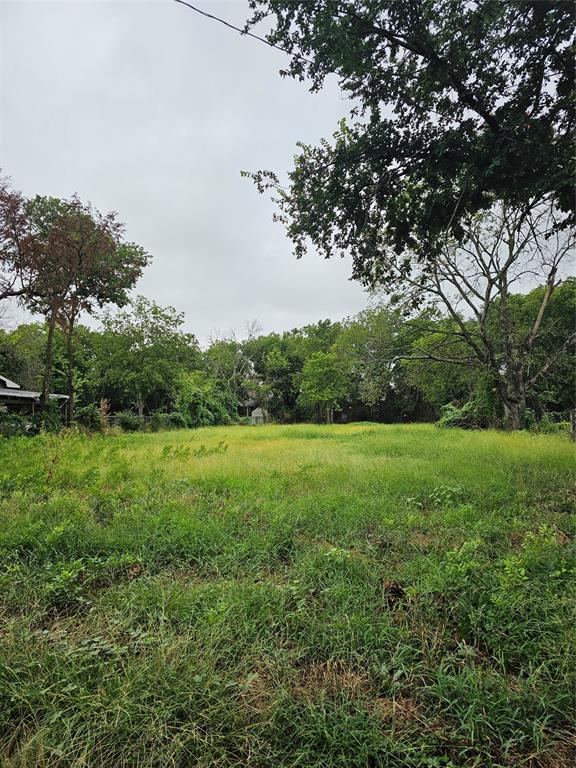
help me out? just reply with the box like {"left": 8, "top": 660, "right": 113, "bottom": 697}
{"left": 0, "top": 424, "right": 574, "bottom": 767}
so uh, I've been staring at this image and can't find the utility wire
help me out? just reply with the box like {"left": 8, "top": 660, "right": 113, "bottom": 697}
{"left": 172, "top": 0, "right": 315, "bottom": 67}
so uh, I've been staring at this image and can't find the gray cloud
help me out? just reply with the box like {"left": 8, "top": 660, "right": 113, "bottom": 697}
{"left": 0, "top": 0, "right": 368, "bottom": 344}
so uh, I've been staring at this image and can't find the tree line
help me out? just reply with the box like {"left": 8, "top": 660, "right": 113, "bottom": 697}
{"left": 1, "top": 280, "right": 573, "bottom": 432}
{"left": 2, "top": 2, "right": 573, "bottom": 432}
{"left": 1, "top": 169, "right": 574, "bottom": 433}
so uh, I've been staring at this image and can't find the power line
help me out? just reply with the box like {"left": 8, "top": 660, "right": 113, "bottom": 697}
{"left": 172, "top": 0, "right": 315, "bottom": 67}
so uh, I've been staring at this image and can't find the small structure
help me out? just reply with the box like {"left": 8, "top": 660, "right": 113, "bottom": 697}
{"left": 0, "top": 375, "right": 68, "bottom": 414}
{"left": 239, "top": 391, "right": 259, "bottom": 417}
{"left": 250, "top": 406, "right": 265, "bottom": 425}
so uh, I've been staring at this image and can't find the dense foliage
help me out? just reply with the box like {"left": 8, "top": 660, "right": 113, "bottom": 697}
{"left": 1, "top": 279, "right": 573, "bottom": 432}
{"left": 245, "top": 0, "right": 574, "bottom": 267}
{"left": 242, "top": 2, "right": 575, "bottom": 429}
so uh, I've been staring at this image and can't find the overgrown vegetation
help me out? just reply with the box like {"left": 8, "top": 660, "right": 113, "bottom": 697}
{"left": 2, "top": 157, "right": 574, "bottom": 431}
{"left": 1, "top": 2, "right": 574, "bottom": 765}
{"left": 0, "top": 424, "right": 574, "bottom": 767}
{"left": 1, "top": 278, "right": 574, "bottom": 433}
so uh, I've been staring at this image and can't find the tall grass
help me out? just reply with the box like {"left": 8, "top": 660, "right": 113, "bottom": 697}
{"left": 0, "top": 424, "right": 574, "bottom": 767}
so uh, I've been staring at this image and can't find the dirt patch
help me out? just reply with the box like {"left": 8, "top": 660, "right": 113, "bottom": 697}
{"left": 371, "top": 695, "right": 421, "bottom": 723}
{"left": 293, "top": 534, "right": 336, "bottom": 551}
{"left": 382, "top": 579, "right": 406, "bottom": 608}
{"left": 238, "top": 669, "right": 277, "bottom": 714}
{"left": 291, "top": 659, "right": 372, "bottom": 700}
{"left": 509, "top": 532, "right": 524, "bottom": 549}
{"left": 509, "top": 739, "right": 576, "bottom": 768}
{"left": 410, "top": 532, "right": 436, "bottom": 550}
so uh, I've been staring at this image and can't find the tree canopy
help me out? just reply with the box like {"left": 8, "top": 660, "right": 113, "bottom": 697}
{"left": 245, "top": 0, "right": 574, "bottom": 280}
{"left": 3, "top": 278, "right": 573, "bottom": 433}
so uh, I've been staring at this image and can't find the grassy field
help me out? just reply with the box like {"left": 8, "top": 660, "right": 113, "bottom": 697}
{"left": 0, "top": 423, "right": 574, "bottom": 768}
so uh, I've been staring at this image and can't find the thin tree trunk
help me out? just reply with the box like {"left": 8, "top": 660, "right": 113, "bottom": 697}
{"left": 40, "top": 308, "right": 58, "bottom": 408}
{"left": 65, "top": 316, "right": 75, "bottom": 425}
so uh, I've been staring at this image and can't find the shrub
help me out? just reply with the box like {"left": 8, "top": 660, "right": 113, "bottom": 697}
{"left": 75, "top": 403, "right": 101, "bottom": 431}
{"left": 0, "top": 412, "right": 35, "bottom": 437}
{"left": 531, "top": 412, "right": 572, "bottom": 435}
{"left": 0, "top": 402, "right": 64, "bottom": 437}
{"left": 39, "top": 400, "right": 64, "bottom": 433}
{"left": 437, "top": 380, "right": 498, "bottom": 430}
{"left": 436, "top": 401, "right": 488, "bottom": 429}
{"left": 175, "top": 372, "right": 236, "bottom": 428}
{"left": 168, "top": 411, "right": 187, "bottom": 429}
{"left": 115, "top": 410, "right": 143, "bottom": 432}
{"left": 149, "top": 411, "right": 166, "bottom": 432}
{"left": 150, "top": 411, "right": 188, "bottom": 432}
{"left": 522, "top": 408, "right": 537, "bottom": 430}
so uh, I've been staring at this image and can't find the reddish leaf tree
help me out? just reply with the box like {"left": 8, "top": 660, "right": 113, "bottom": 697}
{"left": 24, "top": 195, "right": 150, "bottom": 417}
{"left": 0, "top": 176, "right": 43, "bottom": 303}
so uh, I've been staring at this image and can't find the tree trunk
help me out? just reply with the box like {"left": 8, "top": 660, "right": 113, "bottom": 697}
{"left": 503, "top": 398, "right": 525, "bottom": 431}
{"left": 40, "top": 308, "right": 58, "bottom": 409}
{"left": 65, "top": 317, "right": 75, "bottom": 426}
{"left": 500, "top": 369, "right": 527, "bottom": 430}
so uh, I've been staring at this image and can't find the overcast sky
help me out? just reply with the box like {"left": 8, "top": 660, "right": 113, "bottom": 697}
{"left": 0, "top": 0, "right": 369, "bottom": 344}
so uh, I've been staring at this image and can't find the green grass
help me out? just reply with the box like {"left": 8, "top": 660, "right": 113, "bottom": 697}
{"left": 0, "top": 423, "right": 574, "bottom": 767}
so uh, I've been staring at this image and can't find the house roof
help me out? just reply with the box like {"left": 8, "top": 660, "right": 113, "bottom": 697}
{"left": 0, "top": 375, "right": 21, "bottom": 389}
{"left": 0, "top": 374, "right": 68, "bottom": 401}
{"left": 0, "top": 389, "right": 68, "bottom": 401}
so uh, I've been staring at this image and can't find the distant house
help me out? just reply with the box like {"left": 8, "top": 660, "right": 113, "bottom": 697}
{"left": 250, "top": 406, "right": 265, "bottom": 425}
{"left": 0, "top": 375, "right": 68, "bottom": 414}
{"left": 239, "top": 391, "right": 259, "bottom": 417}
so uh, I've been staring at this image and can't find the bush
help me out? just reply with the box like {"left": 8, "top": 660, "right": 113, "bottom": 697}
{"left": 75, "top": 403, "right": 101, "bottom": 431}
{"left": 437, "top": 377, "right": 499, "bottom": 430}
{"left": 153, "top": 411, "right": 188, "bottom": 431}
{"left": 175, "top": 372, "right": 236, "bottom": 428}
{"left": 39, "top": 400, "right": 64, "bottom": 433}
{"left": 0, "top": 412, "right": 35, "bottom": 437}
{"left": 114, "top": 410, "right": 143, "bottom": 432}
{"left": 168, "top": 411, "right": 187, "bottom": 429}
{"left": 150, "top": 411, "right": 188, "bottom": 432}
{"left": 437, "top": 400, "right": 490, "bottom": 429}
{"left": 149, "top": 411, "right": 166, "bottom": 432}
{"left": 530, "top": 412, "right": 572, "bottom": 436}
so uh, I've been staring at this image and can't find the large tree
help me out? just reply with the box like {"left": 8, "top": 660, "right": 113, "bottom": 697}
{"left": 23, "top": 196, "right": 149, "bottom": 416}
{"left": 244, "top": 0, "right": 574, "bottom": 276}
{"left": 376, "top": 199, "right": 574, "bottom": 428}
